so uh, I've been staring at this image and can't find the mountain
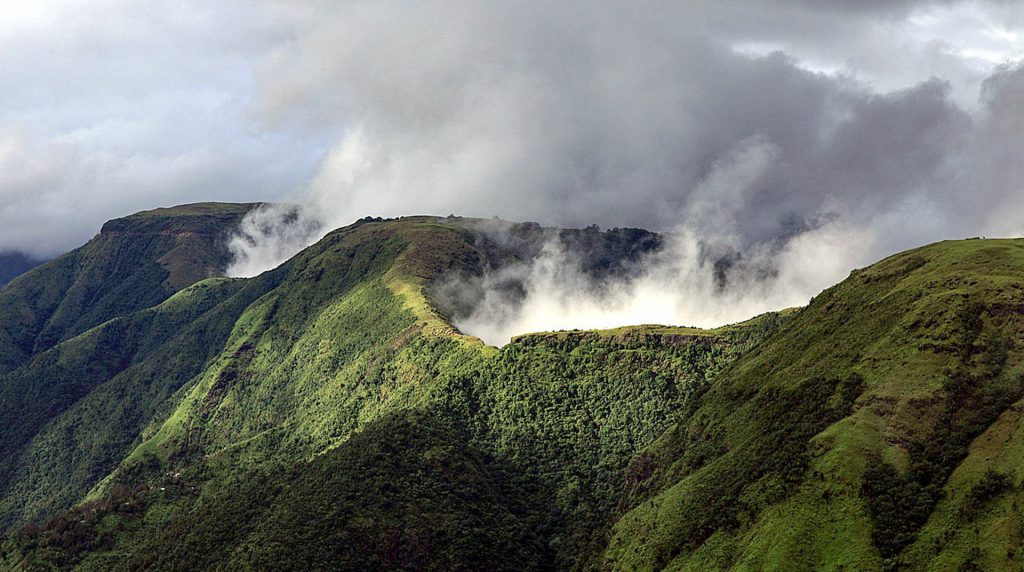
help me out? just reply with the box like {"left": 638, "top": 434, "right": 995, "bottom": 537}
{"left": 0, "top": 254, "right": 43, "bottom": 288}
{"left": 597, "top": 239, "right": 1024, "bottom": 571}
{"left": 0, "top": 202, "right": 258, "bottom": 375}
{"left": 2, "top": 204, "right": 1023, "bottom": 571}
{"left": 1, "top": 207, "right": 741, "bottom": 570}
{"left": 0, "top": 202, "right": 260, "bottom": 522}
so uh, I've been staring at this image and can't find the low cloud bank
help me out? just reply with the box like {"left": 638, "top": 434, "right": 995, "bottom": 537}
{"left": 440, "top": 210, "right": 872, "bottom": 346}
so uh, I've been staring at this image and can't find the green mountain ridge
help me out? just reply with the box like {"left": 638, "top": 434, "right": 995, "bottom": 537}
{"left": 0, "top": 202, "right": 257, "bottom": 375}
{"left": 2, "top": 204, "right": 1023, "bottom": 571}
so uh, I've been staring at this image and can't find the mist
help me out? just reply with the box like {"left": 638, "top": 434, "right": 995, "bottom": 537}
{"left": 210, "top": 1, "right": 1024, "bottom": 343}
{"left": 445, "top": 220, "right": 872, "bottom": 345}
{"left": 226, "top": 203, "right": 322, "bottom": 278}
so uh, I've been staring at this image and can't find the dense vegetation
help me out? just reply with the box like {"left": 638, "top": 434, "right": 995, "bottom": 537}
{"left": 4, "top": 205, "right": 1024, "bottom": 571}
{"left": 0, "top": 204, "right": 266, "bottom": 532}
{"left": 16, "top": 412, "right": 548, "bottom": 571}
{"left": 1, "top": 209, "right": 761, "bottom": 570}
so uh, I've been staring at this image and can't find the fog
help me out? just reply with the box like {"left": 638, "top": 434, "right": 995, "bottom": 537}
{"left": 447, "top": 220, "right": 873, "bottom": 345}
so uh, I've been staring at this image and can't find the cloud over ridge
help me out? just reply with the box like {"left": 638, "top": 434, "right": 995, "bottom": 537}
{"left": 221, "top": 1, "right": 1024, "bottom": 341}
{"left": 3, "top": 1, "right": 1024, "bottom": 341}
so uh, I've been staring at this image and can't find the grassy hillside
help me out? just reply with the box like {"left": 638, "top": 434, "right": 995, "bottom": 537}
{"left": 596, "top": 239, "right": 1024, "bottom": 571}
{"left": 74, "top": 411, "right": 549, "bottom": 571}
{"left": 0, "top": 203, "right": 264, "bottom": 530}
{"left": 0, "top": 274, "right": 283, "bottom": 530}
{"left": 0, "top": 253, "right": 43, "bottom": 287}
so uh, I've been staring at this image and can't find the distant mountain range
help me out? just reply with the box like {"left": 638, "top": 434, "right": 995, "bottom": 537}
{"left": 0, "top": 253, "right": 43, "bottom": 288}
{"left": 2, "top": 203, "right": 1023, "bottom": 571}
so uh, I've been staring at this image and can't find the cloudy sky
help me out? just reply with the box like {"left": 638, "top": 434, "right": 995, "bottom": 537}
{"left": 2, "top": 0, "right": 1023, "bottom": 261}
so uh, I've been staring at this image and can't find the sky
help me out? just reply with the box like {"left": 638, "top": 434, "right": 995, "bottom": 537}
{"left": 1, "top": 2, "right": 1023, "bottom": 336}
{"left": 1, "top": 0, "right": 1022, "bottom": 259}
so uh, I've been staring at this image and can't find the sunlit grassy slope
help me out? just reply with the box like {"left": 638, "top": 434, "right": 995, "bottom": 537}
{"left": 5, "top": 205, "right": 1024, "bottom": 571}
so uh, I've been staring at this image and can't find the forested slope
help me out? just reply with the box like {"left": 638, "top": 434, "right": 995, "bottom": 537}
{"left": 3, "top": 211, "right": 756, "bottom": 570}
{"left": 0, "top": 202, "right": 256, "bottom": 374}
{"left": 0, "top": 203, "right": 265, "bottom": 530}
{"left": 0, "top": 254, "right": 42, "bottom": 288}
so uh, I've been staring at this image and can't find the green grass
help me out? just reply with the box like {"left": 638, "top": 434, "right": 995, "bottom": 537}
{"left": 513, "top": 309, "right": 797, "bottom": 344}
{"left": 0, "top": 203, "right": 267, "bottom": 531}
{"left": 0, "top": 202, "right": 256, "bottom": 375}
{"left": 123, "top": 202, "right": 259, "bottom": 219}
{"left": 0, "top": 272, "right": 283, "bottom": 531}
